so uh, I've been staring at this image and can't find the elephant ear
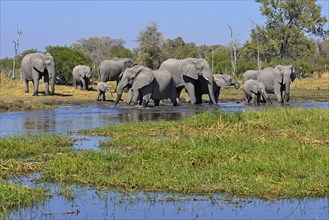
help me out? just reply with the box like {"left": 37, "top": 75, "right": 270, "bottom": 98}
{"left": 274, "top": 67, "right": 285, "bottom": 85}
{"left": 85, "top": 66, "right": 93, "bottom": 78}
{"left": 214, "top": 75, "right": 228, "bottom": 89}
{"left": 182, "top": 61, "right": 198, "bottom": 80}
{"left": 132, "top": 67, "right": 155, "bottom": 90}
{"left": 289, "top": 65, "right": 296, "bottom": 82}
{"left": 31, "top": 54, "right": 45, "bottom": 73}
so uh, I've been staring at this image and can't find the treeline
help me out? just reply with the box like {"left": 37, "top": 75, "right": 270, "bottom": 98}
{"left": 1, "top": 0, "right": 328, "bottom": 85}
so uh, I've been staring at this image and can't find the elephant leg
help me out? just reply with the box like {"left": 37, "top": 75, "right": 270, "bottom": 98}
{"left": 154, "top": 99, "right": 160, "bottom": 106}
{"left": 43, "top": 74, "right": 50, "bottom": 96}
{"left": 24, "top": 80, "right": 29, "bottom": 93}
{"left": 97, "top": 91, "right": 101, "bottom": 101}
{"left": 243, "top": 91, "right": 248, "bottom": 103}
{"left": 33, "top": 78, "right": 39, "bottom": 96}
{"left": 251, "top": 93, "right": 257, "bottom": 104}
{"left": 142, "top": 94, "right": 151, "bottom": 107}
{"left": 183, "top": 76, "right": 198, "bottom": 104}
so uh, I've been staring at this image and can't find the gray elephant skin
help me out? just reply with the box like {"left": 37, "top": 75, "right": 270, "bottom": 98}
{"left": 196, "top": 74, "right": 240, "bottom": 103}
{"left": 243, "top": 70, "right": 260, "bottom": 82}
{"left": 243, "top": 79, "right": 270, "bottom": 105}
{"left": 21, "top": 52, "right": 56, "bottom": 96}
{"left": 99, "top": 58, "right": 135, "bottom": 87}
{"left": 96, "top": 82, "right": 111, "bottom": 101}
{"left": 115, "top": 65, "right": 177, "bottom": 107}
{"left": 243, "top": 65, "right": 296, "bottom": 103}
{"left": 159, "top": 58, "right": 216, "bottom": 104}
{"left": 72, "top": 65, "right": 93, "bottom": 90}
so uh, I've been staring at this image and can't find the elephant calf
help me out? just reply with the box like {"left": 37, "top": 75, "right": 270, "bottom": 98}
{"left": 97, "top": 82, "right": 111, "bottom": 101}
{"left": 72, "top": 65, "right": 93, "bottom": 90}
{"left": 243, "top": 79, "right": 270, "bottom": 105}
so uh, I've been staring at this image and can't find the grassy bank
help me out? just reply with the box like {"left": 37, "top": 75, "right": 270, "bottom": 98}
{"left": 0, "top": 135, "right": 73, "bottom": 212}
{"left": 74, "top": 108, "right": 328, "bottom": 199}
{"left": 0, "top": 108, "right": 326, "bottom": 208}
{"left": 1, "top": 73, "right": 328, "bottom": 112}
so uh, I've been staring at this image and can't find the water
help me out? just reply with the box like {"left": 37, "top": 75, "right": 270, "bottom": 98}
{"left": 1, "top": 102, "right": 329, "bottom": 219}
{"left": 1, "top": 102, "right": 327, "bottom": 138}
{"left": 9, "top": 175, "right": 329, "bottom": 220}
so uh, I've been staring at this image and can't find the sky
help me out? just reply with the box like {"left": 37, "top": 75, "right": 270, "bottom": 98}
{"left": 1, "top": 0, "right": 328, "bottom": 59}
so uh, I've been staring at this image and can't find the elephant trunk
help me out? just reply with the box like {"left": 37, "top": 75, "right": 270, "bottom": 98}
{"left": 50, "top": 68, "right": 55, "bottom": 95}
{"left": 207, "top": 78, "right": 217, "bottom": 104}
{"left": 284, "top": 80, "right": 291, "bottom": 102}
{"left": 234, "top": 81, "right": 240, "bottom": 89}
{"left": 114, "top": 93, "right": 122, "bottom": 107}
{"left": 114, "top": 83, "right": 124, "bottom": 107}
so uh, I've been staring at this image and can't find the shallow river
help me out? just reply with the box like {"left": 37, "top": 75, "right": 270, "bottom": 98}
{"left": 1, "top": 102, "right": 328, "bottom": 219}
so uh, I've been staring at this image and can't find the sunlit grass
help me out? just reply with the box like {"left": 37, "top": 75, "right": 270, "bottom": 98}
{"left": 0, "top": 77, "right": 118, "bottom": 112}
{"left": 0, "top": 135, "right": 73, "bottom": 212}
{"left": 0, "top": 178, "right": 46, "bottom": 213}
{"left": 66, "top": 108, "right": 329, "bottom": 198}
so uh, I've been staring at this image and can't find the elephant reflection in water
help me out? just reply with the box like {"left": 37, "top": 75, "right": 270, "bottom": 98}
{"left": 23, "top": 114, "right": 56, "bottom": 134}
{"left": 117, "top": 109, "right": 187, "bottom": 123}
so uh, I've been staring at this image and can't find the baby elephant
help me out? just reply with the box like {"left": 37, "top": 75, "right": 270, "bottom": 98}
{"left": 243, "top": 79, "right": 270, "bottom": 105}
{"left": 97, "top": 82, "right": 111, "bottom": 101}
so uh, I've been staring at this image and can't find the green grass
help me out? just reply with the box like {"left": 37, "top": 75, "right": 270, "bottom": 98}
{"left": 0, "top": 135, "right": 73, "bottom": 212}
{"left": 0, "top": 178, "right": 46, "bottom": 213}
{"left": 74, "top": 108, "right": 329, "bottom": 198}
{"left": 1, "top": 108, "right": 328, "bottom": 213}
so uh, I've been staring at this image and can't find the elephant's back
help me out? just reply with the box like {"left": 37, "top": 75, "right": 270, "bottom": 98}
{"left": 21, "top": 54, "right": 34, "bottom": 74}
{"left": 243, "top": 70, "right": 259, "bottom": 82}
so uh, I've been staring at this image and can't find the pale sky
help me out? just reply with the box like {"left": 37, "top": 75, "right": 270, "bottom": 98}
{"left": 1, "top": 0, "right": 328, "bottom": 59}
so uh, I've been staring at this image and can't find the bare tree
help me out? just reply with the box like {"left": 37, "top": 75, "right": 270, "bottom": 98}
{"left": 12, "top": 25, "right": 22, "bottom": 79}
{"left": 227, "top": 24, "right": 241, "bottom": 76}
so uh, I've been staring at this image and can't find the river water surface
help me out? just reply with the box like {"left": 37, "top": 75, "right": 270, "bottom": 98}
{"left": 1, "top": 102, "right": 328, "bottom": 219}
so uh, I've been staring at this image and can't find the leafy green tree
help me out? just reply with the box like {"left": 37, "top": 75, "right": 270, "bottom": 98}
{"left": 45, "top": 46, "right": 92, "bottom": 85}
{"left": 165, "top": 37, "right": 199, "bottom": 59}
{"left": 72, "top": 37, "right": 135, "bottom": 66}
{"left": 253, "top": 0, "right": 328, "bottom": 59}
{"left": 135, "top": 22, "right": 167, "bottom": 69}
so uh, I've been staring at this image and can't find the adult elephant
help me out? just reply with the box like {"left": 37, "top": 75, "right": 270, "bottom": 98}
{"left": 243, "top": 70, "right": 260, "bottom": 82}
{"left": 115, "top": 65, "right": 177, "bottom": 107}
{"left": 159, "top": 58, "right": 216, "bottom": 104}
{"left": 21, "top": 52, "right": 56, "bottom": 96}
{"left": 98, "top": 58, "right": 135, "bottom": 87}
{"left": 196, "top": 73, "right": 240, "bottom": 103}
{"left": 243, "top": 79, "right": 270, "bottom": 105}
{"left": 72, "top": 65, "right": 93, "bottom": 90}
{"left": 257, "top": 65, "right": 296, "bottom": 103}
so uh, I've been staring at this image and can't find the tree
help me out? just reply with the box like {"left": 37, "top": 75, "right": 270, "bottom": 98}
{"left": 45, "top": 46, "right": 93, "bottom": 85}
{"left": 72, "top": 37, "right": 135, "bottom": 66}
{"left": 254, "top": 0, "right": 328, "bottom": 58}
{"left": 135, "top": 22, "right": 167, "bottom": 69}
{"left": 227, "top": 24, "right": 243, "bottom": 76}
{"left": 12, "top": 25, "right": 22, "bottom": 79}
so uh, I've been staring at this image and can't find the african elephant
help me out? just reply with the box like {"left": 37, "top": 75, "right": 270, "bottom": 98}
{"left": 243, "top": 70, "right": 260, "bottom": 82}
{"left": 257, "top": 65, "right": 296, "bottom": 103}
{"left": 96, "top": 82, "right": 111, "bottom": 101}
{"left": 115, "top": 65, "right": 177, "bottom": 107}
{"left": 21, "top": 52, "right": 56, "bottom": 96}
{"left": 196, "top": 73, "right": 240, "bottom": 103}
{"left": 72, "top": 65, "right": 93, "bottom": 90}
{"left": 159, "top": 58, "right": 216, "bottom": 104}
{"left": 99, "top": 58, "right": 135, "bottom": 89}
{"left": 243, "top": 79, "right": 270, "bottom": 105}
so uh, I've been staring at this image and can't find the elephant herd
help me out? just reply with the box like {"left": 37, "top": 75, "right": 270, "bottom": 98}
{"left": 20, "top": 52, "right": 296, "bottom": 106}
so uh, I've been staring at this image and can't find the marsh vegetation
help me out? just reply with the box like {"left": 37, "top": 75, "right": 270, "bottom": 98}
{"left": 1, "top": 108, "right": 328, "bottom": 214}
